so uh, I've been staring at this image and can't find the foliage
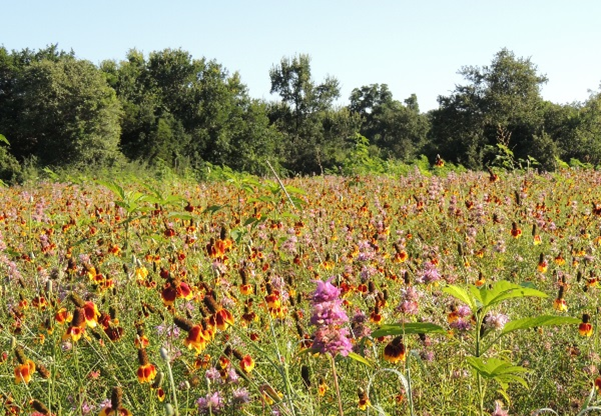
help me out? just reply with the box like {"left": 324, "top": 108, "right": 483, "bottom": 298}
{"left": 0, "top": 133, "right": 21, "bottom": 183}
{"left": 429, "top": 49, "right": 549, "bottom": 169}
{"left": 442, "top": 280, "right": 579, "bottom": 414}
{"left": 269, "top": 54, "right": 356, "bottom": 174}
{"left": 349, "top": 85, "right": 430, "bottom": 161}
{"left": 7, "top": 57, "right": 122, "bottom": 167}
{"left": 3, "top": 45, "right": 601, "bottom": 177}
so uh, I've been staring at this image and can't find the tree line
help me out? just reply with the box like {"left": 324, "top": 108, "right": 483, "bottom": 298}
{"left": 0, "top": 45, "right": 600, "bottom": 181}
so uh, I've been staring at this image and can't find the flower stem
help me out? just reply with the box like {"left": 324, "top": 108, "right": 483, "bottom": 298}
{"left": 160, "top": 347, "right": 180, "bottom": 416}
{"left": 406, "top": 353, "right": 415, "bottom": 416}
{"left": 330, "top": 354, "right": 344, "bottom": 416}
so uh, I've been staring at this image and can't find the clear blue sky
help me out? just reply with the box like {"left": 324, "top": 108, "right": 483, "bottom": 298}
{"left": 3, "top": 1, "right": 600, "bottom": 112}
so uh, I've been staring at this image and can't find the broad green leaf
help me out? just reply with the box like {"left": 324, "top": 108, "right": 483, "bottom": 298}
{"left": 167, "top": 212, "right": 195, "bottom": 221}
{"left": 371, "top": 322, "right": 445, "bottom": 338}
{"left": 466, "top": 357, "right": 529, "bottom": 380}
{"left": 347, "top": 352, "right": 372, "bottom": 367}
{"left": 97, "top": 180, "right": 126, "bottom": 200}
{"left": 258, "top": 195, "right": 275, "bottom": 203}
{"left": 126, "top": 202, "right": 139, "bottom": 214}
{"left": 230, "top": 229, "right": 246, "bottom": 243}
{"left": 204, "top": 205, "right": 224, "bottom": 214}
{"left": 42, "top": 167, "right": 59, "bottom": 180}
{"left": 140, "top": 195, "right": 161, "bottom": 205}
{"left": 443, "top": 285, "right": 476, "bottom": 310}
{"left": 114, "top": 200, "right": 130, "bottom": 210}
{"left": 0, "top": 134, "right": 9, "bottom": 145}
{"left": 500, "top": 315, "right": 580, "bottom": 336}
{"left": 285, "top": 185, "right": 307, "bottom": 195}
{"left": 5, "top": 248, "right": 20, "bottom": 257}
{"left": 243, "top": 217, "right": 259, "bottom": 227}
{"left": 241, "top": 184, "right": 256, "bottom": 194}
{"left": 280, "top": 212, "right": 300, "bottom": 220}
{"left": 495, "top": 373, "right": 528, "bottom": 389}
{"left": 475, "top": 280, "right": 547, "bottom": 309}
{"left": 243, "top": 177, "right": 261, "bottom": 187}
{"left": 468, "top": 285, "right": 484, "bottom": 306}
{"left": 497, "top": 389, "right": 511, "bottom": 408}
{"left": 136, "top": 206, "right": 154, "bottom": 213}
{"left": 290, "top": 195, "right": 305, "bottom": 207}
{"left": 163, "top": 195, "right": 186, "bottom": 205}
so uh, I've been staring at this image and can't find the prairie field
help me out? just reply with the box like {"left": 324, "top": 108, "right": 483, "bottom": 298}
{"left": 2, "top": 169, "right": 601, "bottom": 416}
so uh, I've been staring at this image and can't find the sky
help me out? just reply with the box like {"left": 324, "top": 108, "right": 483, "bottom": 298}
{"left": 2, "top": 1, "right": 600, "bottom": 112}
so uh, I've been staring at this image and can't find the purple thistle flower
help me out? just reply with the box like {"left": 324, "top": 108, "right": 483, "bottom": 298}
{"left": 310, "top": 301, "right": 349, "bottom": 326}
{"left": 457, "top": 305, "right": 472, "bottom": 318}
{"left": 312, "top": 278, "right": 341, "bottom": 303}
{"left": 310, "top": 277, "right": 352, "bottom": 357}
{"left": 398, "top": 300, "right": 419, "bottom": 315}
{"left": 232, "top": 388, "right": 251, "bottom": 406}
{"left": 485, "top": 313, "right": 509, "bottom": 331}
{"left": 197, "top": 391, "right": 224, "bottom": 414}
{"left": 205, "top": 367, "right": 222, "bottom": 383}
{"left": 421, "top": 262, "right": 441, "bottom": 284}
{"left": 450, "top": 318, "right": 472, "bottom": 332}
{"left": 227, "top": 367, "right": 240, "bottom": 384}
{"left": 312, "top": 327, "right": 353, "bottom": 357}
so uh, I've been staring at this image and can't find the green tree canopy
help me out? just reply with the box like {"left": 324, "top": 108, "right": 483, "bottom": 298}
{"left": 429, "top": 48, "right": 548, "bottom": 169}
{"left": 349, "top": 85, "right": 429, "bottom": 161}
{"left": 269, "top": 54, "right": 353, "bottom": 174}
{"left": 103, "top": 48, "right": 283, "bottom": 173}
{"left": 7, "top": 56, "right": 122, "bottom": 167}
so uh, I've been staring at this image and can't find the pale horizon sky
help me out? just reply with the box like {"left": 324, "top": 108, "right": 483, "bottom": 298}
{"left": 3, "top": 1, "right": 600, "bottom": 112}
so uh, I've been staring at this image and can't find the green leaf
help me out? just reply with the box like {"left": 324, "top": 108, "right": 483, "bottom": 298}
{"left": 466, "top": 356, "right": 529, "bottom": 382}
{"left": 42, "top": 167, "right": 59, "bottom": 181}
{"left": 500, "top": 315, "right": 580, "bottom": 337}
{"left": 167, "top": 212, "right": 195, "bottom": 221}
{"left": 230, "top": 229, "right": 246, "bottom": 243}
{"left": 204, "top": 205, "right": 224, "bottom": 214}
{"left": 0, "top": 134, "right": 9, "bottom": 145}
{"left": 468, "top": 285, "right": 484, "bottom": 306}
{"left": 5, "top": 248, "right": 20, "bottom": 257}
{"left": 163, "top": 195, "right": 186, "bottom": 205}
{"left": 495, "top": 373, "right": 528, "bottom": 390}
{"left": 475, "top": 280, "right": 547, "bottom": 309}
{"left": 114, "top": 200, "right": 130, "bottom": 210}
{"left": 97, "top": 180, "right": 126, "bottom": 200}
{"left": 371, "top": 322, "right": 445, "bottom": 338}
{"left": 280, "top": 212, "right": 300, "bottom": 220}
{"left": 284, "top": 185, "right": 307, "bottom": 195}
{"left": 347, "top": 352, "right": 372, "bottom": 367}
{"left": 297, "top": 348, "right": 319, "bottom": 356}
{"left": 243, "top": 217, "right": 259, "bottom": 227}
{"left": 442, "top": 285, "right": 476, "bottom": 310}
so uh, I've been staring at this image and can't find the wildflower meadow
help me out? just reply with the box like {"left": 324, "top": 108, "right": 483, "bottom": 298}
{"left": 2, "top": 167, "right": 601, "bottom": 416}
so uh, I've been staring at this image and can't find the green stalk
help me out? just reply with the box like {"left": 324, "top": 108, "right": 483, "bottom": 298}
{"left": 268, "top": 317, "right": 297, "bottom": 416}
{"left": 405, "top": 353, "right": 415, "bottom": 416}
{"left": 330, "top": 355, "right": 344, "bottom": 416}
{"left": 475, "top": 311, "right": 485, "bottom": 416}
{"left": 160, "top": 347, "right": 180, "bottom": 416}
